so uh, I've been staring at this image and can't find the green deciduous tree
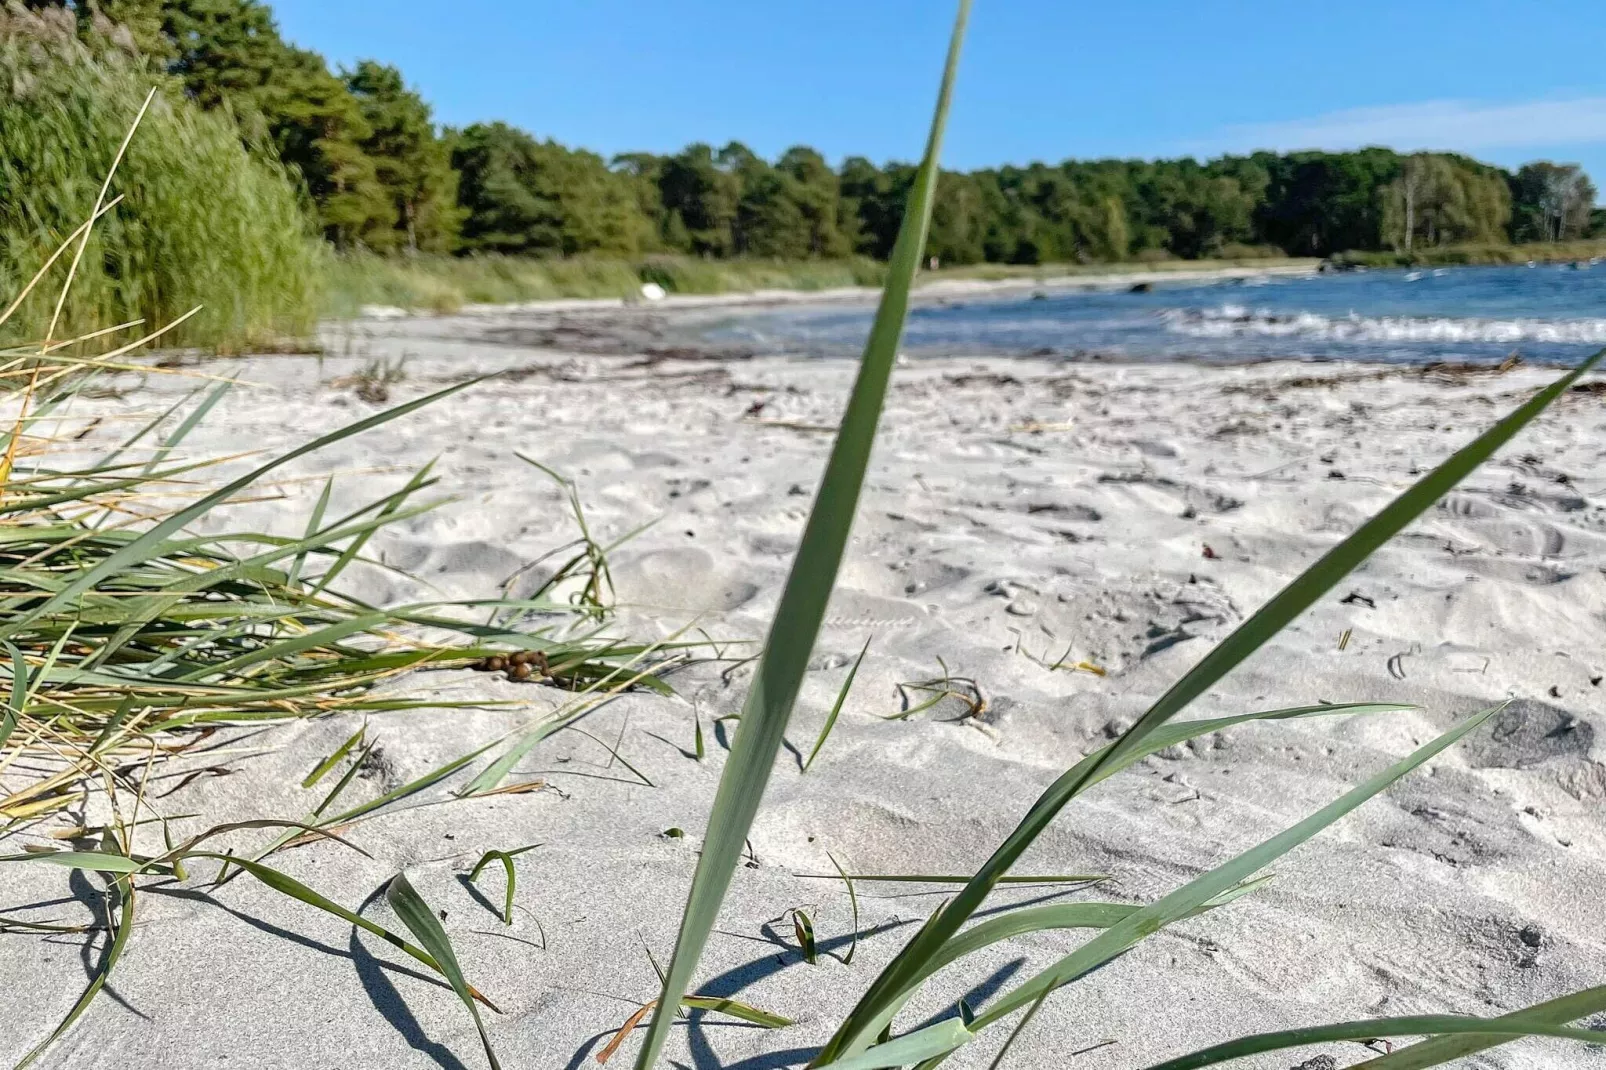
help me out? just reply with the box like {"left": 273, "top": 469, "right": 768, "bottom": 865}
{"left": 23, "top": 0, "right": 1602, "bottom": 266}
{"left": 346, "top": 60, "right": 459, "bottom": 252}
{"left": 1510, "top": 162, "right": 1598, "bottom": 242}
{"left": 451, "top": 122, "right": 648, "bottom": 256}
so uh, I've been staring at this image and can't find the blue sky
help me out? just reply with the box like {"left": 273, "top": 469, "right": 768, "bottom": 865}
{"left": 273, "top": 0, "right": 1606, "bottom": 187}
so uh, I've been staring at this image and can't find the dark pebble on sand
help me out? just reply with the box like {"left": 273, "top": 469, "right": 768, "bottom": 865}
{"left": 1290, "top": 1057, "right": 1336, "bottom": 1070}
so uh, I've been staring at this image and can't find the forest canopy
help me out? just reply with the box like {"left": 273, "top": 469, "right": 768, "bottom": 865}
{"left": 13, "top": 0, "right": 1606, "bottom": 266}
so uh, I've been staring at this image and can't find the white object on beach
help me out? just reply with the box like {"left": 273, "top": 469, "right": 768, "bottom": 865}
{"left": 640, "top": 282, "right": 666, "bottom": 302}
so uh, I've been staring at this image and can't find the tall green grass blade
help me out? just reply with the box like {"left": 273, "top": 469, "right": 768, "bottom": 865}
{"left": 631, "top": 7, "right": 971, "bottom": 1067}
{"left": 311, "top": 741, "right": 376, "bottom": 818}
{"left": 287, "top": 474, "right": 336, "bottom": 589}
{"left": 302, "top": 726, "right": 366, "bottom": 789}
{"left": 1139, "top": 1014, "right": 1606, "bottom": 1070}
{"left": 387, "top": 872, "right": 502, "bottom": 1070}
{"left": 822, "top": 345, "right": 1604, "bottom": 1061}
{"left": 311, "top": 461, "right": 437, "bottom": 597}
{"left": 804, "top": 636, "right": 869, "bottom": 772}
{"left": 1351, "top": 987, "right": 1606, "bottom": 1069}
{"left": 141, "top": 380, "right": 232, "bottom": 475}
{"left": 827, "top": 705, "right": 1502, "bottom": 1066}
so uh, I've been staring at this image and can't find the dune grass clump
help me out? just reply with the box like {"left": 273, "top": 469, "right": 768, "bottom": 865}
{"left": 323, "top": 250, "right": 889, "bottom": 315}
{"left": 0, "top": 17, "right": 320, "bottom": 350}
{"left": 1334, "top": 239, "right": 1606, "bottom": 269}
{"left": 0, "top": 111, "right": 683, "bottom": 1063}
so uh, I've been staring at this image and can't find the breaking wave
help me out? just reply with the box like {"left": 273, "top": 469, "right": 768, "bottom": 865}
{"left": 1161, "top": 304, "right": 1606, "bottom": 346}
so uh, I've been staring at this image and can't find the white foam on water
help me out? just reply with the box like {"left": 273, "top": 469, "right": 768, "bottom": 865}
{"left": 1162, "top": 305, "right": 1606, "bottom": 345}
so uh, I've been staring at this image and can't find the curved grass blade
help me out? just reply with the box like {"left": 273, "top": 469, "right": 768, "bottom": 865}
{"left": 248, "top": 740, "right": 497, "bottom": 865}
{"left": 804, "top": 636, "right": 870, "bottom": 772}
{"left": 826, "top": 705, "right": 1502, "bottom": 1067}
{"left": 822, "top": 348, "right": 1604, "bottom": 1064}
{"left": 387, "top": 872, "right": 501, "bottom": 1070}
{"left": 599, "top": 1001, "right": 659, "bottom": 1065}
{"left": 827, "top": 852, "right": 860, "bottom": 965}
{"left": 631, "top": 8, "right": 971, "bottom": 1067}
{"left": 190, "top": 851, "right": 496, "bottom": 1013}
{"left": 468, "top": 844, "right": 542, "bottom": 925}
{"left": 156, "top": 819, "right": 372, "bottom": 865}
{"left": 1351, "top": 986, "right": 1606, "bottom": 1069}
{"left": 1139, "top": 1013, "right": 1606, "bottom": 1070}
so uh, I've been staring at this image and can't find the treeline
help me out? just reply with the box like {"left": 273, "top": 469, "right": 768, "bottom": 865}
{"left": 21, "top": 0, "right": 1606, "bottom": 265}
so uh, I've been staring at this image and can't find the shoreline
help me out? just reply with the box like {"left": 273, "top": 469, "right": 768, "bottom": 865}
{"left": 354, "top": 261, "right": 1321, "bottom": 320}
{"left": 336, "top": 272, "right": 1601, "bottom": 373}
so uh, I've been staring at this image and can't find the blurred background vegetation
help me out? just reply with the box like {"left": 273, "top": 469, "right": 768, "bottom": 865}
{"left": 4, "top": 0, "right": 1606, "bottom": 347}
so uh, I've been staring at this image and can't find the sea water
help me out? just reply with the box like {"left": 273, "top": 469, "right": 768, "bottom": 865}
{"left": 698, "top": 263, "right": 1606, "bottom": 365}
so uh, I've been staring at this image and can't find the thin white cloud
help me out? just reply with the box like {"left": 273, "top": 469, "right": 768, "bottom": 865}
{"left": 1187, "top": 96, "right": 1606, "bottom": 156}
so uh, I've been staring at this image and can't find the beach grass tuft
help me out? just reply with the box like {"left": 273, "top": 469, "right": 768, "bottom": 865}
{"left": 0, "top": 35, "right": 322, "bottom": 351}
{"left": 0, "top": 88, "right": 685, "bottom": 1064}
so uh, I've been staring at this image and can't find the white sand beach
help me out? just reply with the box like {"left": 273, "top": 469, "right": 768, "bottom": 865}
{"left": 4, "top": 296, "right": 1605, "bottom": 1069}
